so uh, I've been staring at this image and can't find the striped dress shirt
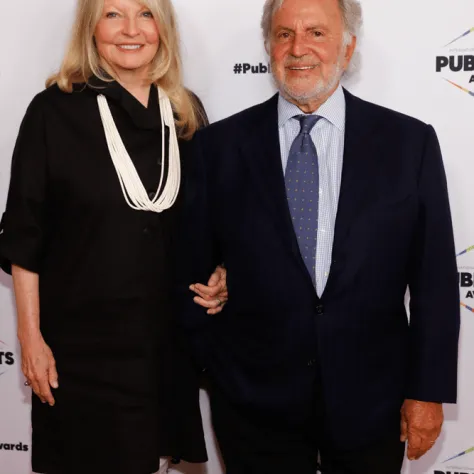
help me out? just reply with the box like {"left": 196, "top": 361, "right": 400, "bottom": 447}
{"left": 278, "top": 85, "right": 346, "bottom": 297}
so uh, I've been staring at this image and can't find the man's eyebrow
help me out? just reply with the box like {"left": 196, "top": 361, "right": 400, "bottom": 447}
{"left": 273, "top": 24, "right": 328, "bottom": 32}
{"left": 274, "top": 26, "right": 295, "bottom": 32}
{"left": 305, "top": 23, "right": 328, "bottom": 30}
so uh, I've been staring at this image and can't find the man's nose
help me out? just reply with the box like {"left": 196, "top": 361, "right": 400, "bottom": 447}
{"left": 290, "top": 34, "right": 310, "bottom": 57}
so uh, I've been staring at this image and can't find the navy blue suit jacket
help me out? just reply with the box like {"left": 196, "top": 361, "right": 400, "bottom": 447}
{"left": 178, "top": 90, "right": 460, "bottom": 448}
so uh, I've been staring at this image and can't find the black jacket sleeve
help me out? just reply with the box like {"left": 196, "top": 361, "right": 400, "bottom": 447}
{"left": 407, "top": 125, "right": 460, "bottom": 403}
{"left": 175, "top": 128, "right": 221, "bottom": 369}
{"left": 0, "top": 94, "right": 49, "bottom": 275}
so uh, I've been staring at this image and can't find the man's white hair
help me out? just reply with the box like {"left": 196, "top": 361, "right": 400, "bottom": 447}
{"left": 261, "top": 0, "right": 363, "bottom": 47}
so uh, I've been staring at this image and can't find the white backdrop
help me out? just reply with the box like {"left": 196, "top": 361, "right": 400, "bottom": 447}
{"left": 1, "top": 1, "right": 473, "bottom": 473}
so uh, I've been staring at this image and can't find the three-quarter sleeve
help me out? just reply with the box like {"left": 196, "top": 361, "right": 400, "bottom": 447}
{"left": 0, "top": 95, "right": 49, "bottom": 274}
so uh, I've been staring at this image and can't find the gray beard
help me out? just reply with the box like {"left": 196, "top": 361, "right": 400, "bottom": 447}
{"left": 274, "top": 55, "right": 345, "bottom": 106}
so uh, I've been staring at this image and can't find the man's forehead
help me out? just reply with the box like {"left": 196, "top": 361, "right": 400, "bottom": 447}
{"left": 277, "top": 0, "right": 340, "bottom": 11}
{"left": 273, "top": 0, "right": 342, "bottom": 22}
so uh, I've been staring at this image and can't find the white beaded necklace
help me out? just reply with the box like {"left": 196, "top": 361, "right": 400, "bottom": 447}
{"left": 97, "top": 86, "right": 181, "bottom": 213}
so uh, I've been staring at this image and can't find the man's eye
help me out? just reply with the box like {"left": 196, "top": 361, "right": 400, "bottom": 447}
{"left": 278, "top": 32, "right": 290, "bottom": 39}
{"left": 313, "top": 31, "right": 323, "bottom": 37}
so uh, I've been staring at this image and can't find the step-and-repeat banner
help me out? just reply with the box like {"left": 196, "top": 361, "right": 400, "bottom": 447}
{"left": 0, "top": 1, "right": 473, "bottom": 473}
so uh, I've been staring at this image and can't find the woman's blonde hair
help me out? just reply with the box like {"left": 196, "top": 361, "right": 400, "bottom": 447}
{"left": 47, "top": 0, "right": 202, "bottom": 139}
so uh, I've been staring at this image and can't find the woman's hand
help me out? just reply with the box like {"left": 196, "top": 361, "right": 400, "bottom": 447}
{"left": 20, "top": 332, "right": 58, "bottom": 406}
{"left": 190, "top": 265, "right": 228, "bottom": 315}
{"left": 12, "top": 265, "right": 57, "bottom": 405}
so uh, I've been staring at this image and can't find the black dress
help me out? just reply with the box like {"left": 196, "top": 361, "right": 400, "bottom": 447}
{"left": 0, "top": 78, "right": 207, "bottom": 473}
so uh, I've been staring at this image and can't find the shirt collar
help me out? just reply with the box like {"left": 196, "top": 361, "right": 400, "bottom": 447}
{"left": 85, "top": 74, "right": 161, "bottom": 131}
{"left": 277, "top": 83, "right": 346, "bottom": 131}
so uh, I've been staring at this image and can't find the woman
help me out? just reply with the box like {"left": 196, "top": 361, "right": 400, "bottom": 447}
{"left": 0, "top": 0, "right": 227, "bottom": 473}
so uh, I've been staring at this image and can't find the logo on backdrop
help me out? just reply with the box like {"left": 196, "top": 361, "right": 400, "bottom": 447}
{"left": 0, "top": 340, "right": 16, "bottom": 376}
{"left": 0, "top": 442, "right": 29, "bottom": 452}
{"left": 432, "top": 445, "right": 474, "bottom": 473}
{"left": 434, "top": 470, "right": 474, "bottom": 474}
{"left": 233, "top": 62, "right": 272, "bottom": 75}
{"left": 435, "top": 27, "right": 474, "bottom": 98}
{"left": 457, "top": 245, "right": 474, "bottom": 314}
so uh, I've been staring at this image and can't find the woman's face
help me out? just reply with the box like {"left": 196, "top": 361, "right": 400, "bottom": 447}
{"left": 95, "top": 0, "right": 160, "bottom": 78}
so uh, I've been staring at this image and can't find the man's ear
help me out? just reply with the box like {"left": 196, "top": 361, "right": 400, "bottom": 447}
{"left": 264, "top": 39, "right": 271, "bottom": 56}
{"left": 344, "top": 36, "right": 357, "bottom": 70}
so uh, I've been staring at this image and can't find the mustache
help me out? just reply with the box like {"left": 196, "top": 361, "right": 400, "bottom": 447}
{"left": 284, "top": 59, "right": 321, "bottom": 68}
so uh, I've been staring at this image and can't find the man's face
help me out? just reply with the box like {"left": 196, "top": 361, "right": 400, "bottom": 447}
{"left": 269, "top": 0, "right": 355, "bottom": 106}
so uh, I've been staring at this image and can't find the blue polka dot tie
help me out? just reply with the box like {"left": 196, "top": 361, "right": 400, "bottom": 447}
{"left": 285, "top": 115, "right": 321, "bottom": 287}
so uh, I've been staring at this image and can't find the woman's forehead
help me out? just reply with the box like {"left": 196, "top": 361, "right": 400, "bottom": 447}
{"left": 102, "top": 0, "right": 151, "bottom": 10}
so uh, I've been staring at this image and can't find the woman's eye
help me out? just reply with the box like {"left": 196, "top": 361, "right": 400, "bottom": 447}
{"left": 105, "top": 12, "right": 118, "bottom": 19}
{"left": 142, "top": 11, "right": 153, "bottom": 18}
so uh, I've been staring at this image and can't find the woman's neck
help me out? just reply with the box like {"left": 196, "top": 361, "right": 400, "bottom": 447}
{"left": 115, "top": 69, "right": 152, "bottom": 108}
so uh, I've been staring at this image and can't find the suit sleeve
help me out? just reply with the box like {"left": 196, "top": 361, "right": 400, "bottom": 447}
{"left": 407, "top": 125, "right": 460, "bottom": 403}
{"left": 175, "top": 130, "right": 221, "bottom": 368}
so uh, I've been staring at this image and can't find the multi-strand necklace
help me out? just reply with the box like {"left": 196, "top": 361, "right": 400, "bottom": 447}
{"left": 97, "top": 86, "right": 180, "bottom": 213}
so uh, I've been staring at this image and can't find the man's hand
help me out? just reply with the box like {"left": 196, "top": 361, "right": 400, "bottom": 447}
{"left": 401, "top": 399, "right": 443, "bottom": 461}
{"left": 190, "top": 265, "right": 228, "bottom": 315}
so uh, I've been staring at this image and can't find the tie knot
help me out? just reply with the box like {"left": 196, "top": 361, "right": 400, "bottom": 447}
{"left": 296, "top": 114, "right": 320, "bottom": 134}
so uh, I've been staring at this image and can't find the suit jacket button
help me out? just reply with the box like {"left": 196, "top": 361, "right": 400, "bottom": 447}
{"left": 148, "top": 191, "right": 156, "bottom": 200}
{"left": 307, "top": 359, "right": 316, "bottom": 367}
{"left": 315, "top": 304, "right": 324, "bottom": 315}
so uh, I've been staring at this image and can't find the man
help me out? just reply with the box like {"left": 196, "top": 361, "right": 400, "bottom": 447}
{"left": 179, "top": 0, "right": 460, "bottom": 472}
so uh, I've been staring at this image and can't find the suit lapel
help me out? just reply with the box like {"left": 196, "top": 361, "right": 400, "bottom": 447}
{"left": 323, "top": 90, "right": 381, "bottom": 297}
{"left": 239, "top": 90, "right": 382, "bottom": 296}
{"left": 240, "top": 95, "right": 315, "bottom": 288}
